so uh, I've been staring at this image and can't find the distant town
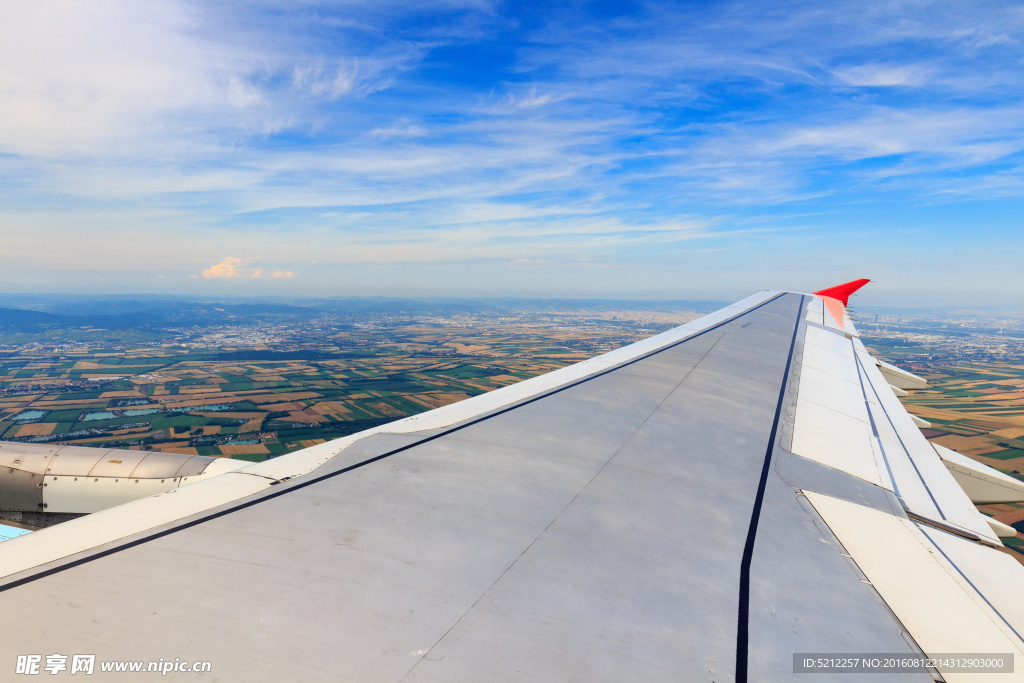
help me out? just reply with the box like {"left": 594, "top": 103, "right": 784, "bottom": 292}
{"left": 856, "top": 306, "right": 1024, "bottom": 368}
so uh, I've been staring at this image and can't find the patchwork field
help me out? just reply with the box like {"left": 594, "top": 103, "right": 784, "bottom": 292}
{"left": 0, "top": 311, "right": 694, "bottom": 461}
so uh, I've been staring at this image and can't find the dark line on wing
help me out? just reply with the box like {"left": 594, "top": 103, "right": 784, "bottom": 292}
{"left": 852, "top": 345, "right": 901, "bottom": 498}
{"left": 0, "top": 294, "right": 792, "bottom": 593}
{"left": 855, "top": 352, "right": 946, "bottom": 519}
{"left": 905, "top": 511, "right": 989, "bottom": 546}
{"left": 735, "top": 295, "right": 805, "bottom": 683}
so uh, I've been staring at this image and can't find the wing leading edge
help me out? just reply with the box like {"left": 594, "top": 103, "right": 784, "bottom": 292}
{"left": 0, "top": 285, "right": 1020, "bottom": 681}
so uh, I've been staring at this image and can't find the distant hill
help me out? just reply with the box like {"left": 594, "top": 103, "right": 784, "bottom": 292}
{"left": 0, "top": 295, "right": 728, "bottom": 334}
{"left": 0, "top": 308, "right": 64, "bottom": 329}
{"left": 0, "top": 307, "right": 167, "bottom": 332}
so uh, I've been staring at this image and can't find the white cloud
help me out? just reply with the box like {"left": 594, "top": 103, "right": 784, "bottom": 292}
{"left": 834, "top": 65, "right": 928, "bottom": 87}
{"left": 201, "top": 257, "right": 262, "bottom": 279}
{"left": 272, "top": 270, "right": 295, "bottom": 279}
{"left": 502, "top": 87, "right": 572, "bottom": 110}
{"left": 0, "top": 0, "right": 252, "bottom": 156}
{"left": 370, "top": 121, "right": 427, "bottom": 139}
{"left": 2, "top": 0, "right": 1024, "bottom": 298}
{"left": 293, "top": 58, "right": 360, "bottom": 100}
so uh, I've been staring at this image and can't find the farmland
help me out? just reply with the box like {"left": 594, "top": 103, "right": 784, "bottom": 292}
{"left": 0, "top": 302, "right": 705, "bottom": 461}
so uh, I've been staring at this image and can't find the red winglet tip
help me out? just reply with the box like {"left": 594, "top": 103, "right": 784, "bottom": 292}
{"left": 813, "top": 278, "right": 871, "bottom": 307}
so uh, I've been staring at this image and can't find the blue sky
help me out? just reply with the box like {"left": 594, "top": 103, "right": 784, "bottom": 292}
{"left": 0, "top": 0, "right": 1022, "bottom": 305}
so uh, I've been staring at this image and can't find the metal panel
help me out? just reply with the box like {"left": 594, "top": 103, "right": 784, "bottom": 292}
{"left": 805, "top": 491, "right": 1024, "bottom": 680}
{"left": 172, "top": 455, "right": 214, "bottom": 478}
{"left": 800, "top": 339, "right": 859, "bottom": 383}
{"left": 43, "top": 476, "right": 182, "bottom": 515}
{"left": 862, "top": 366, "right": 945, "bottom": 519}
{"left": 0, "top": 442, "right": 57, "bottom": 475}
{"left": 88, "top": 450, "right": 151, "bottom": 478}
{"left": 805, "top": 295, "right": 824, "bottom": 326}
{"left": 917, "top": 525, "right": 1024, "bottom": 639}
{"left": 803, "top": 322, "right": 852, "bottom": 356}
{"left": 855, "top": 345, "right": 998, "bottom": 543}
{"left": 0, "top": 472, "right": 275, "bottom": 578}
{"left": 935, "top": 444, "right": 1024, "bottom": 504}
{"left": 0, "top": 467, "right": 43, "bottom": 512}
{"left": 187, "top": 455, "right": 250, "bottom": 480}
{"left": 791, "top": 398, "right": 884, "bottom": 486}
{"left": 128, "top": 452, "right": 205, "bottom": 480}
{"left": 749, "top": 463, "right": 929, "bottom": 681}
{"left": 797, "top": 364, "right": 869, "bottom": 423}
{"left": 47, "top": 446, "right": 109, "bottom": 476}
{"left": 877, "top": 360, "right": 928, "bottom": 390}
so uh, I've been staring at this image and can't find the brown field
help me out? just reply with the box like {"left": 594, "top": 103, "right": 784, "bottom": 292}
{"left": 260, "top": 402, "right": 307, "bottom": 412}
{"left": 152, "top": 442, "right": 193, "bottom": 452}
{"left": 285, "top": 410, "right": 328, "bottom": 423}
{"left": 247, "top": 391, "right": 322, "bottom": 404}
{"left": 109, "top": 427, "right": 150, "bottom": 436}
{"left": 367, "top": 402, "right": 405, "bottom": 417}
{"left": 931, "top": 434, "right": 1002, "bottom": 453}
{"left": 161, "top": 396, "right": 245, "bottom": 408}
{"left": 220, "top": 444, "right": 269, "bottom": 456}
{"left": 194, "top": 412, "right": 264, "bottom": 420}
{"left": 15, "top": 422, "right": 57, "bottom": 437}
{"left": 310, "top": 401, "right": 352, "bottom": 415}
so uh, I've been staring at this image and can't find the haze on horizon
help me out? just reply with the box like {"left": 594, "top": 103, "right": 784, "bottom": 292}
{"left": 1, "top": 1, "right": 1022, "bottom": 308}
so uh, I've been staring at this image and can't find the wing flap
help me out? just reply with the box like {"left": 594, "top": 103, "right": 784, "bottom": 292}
{"left": 791, "top": 399, "right": 884, "bottom": 486}
{"left": 853, "top": 339, "right": 1000, "bottom": 543}
{"left": 934, "top": 444, "right": 1024, "bottom": 504}
{"left": 805, "top": 491, "right": 1024, "bottom": 682}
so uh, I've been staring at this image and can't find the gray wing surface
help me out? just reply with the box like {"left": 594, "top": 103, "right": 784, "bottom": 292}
{"left": 1, "top": 291, "right": 1022, "bottom": 681}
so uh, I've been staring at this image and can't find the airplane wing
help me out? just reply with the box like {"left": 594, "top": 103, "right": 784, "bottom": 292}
{"left": 1, "top": 283, "right": 1023, "bottom": 681}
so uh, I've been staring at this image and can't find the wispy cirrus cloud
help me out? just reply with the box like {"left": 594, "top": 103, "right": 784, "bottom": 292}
{"left": 833, "top": 65, "right": 931, "bottom": 87}
{"left": 1, "top": 0, "right": 1022, "bottom": 300}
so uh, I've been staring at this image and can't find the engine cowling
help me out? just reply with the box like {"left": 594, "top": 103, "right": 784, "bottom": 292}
{"left": 0, "top": 441, "right": 248, "bottom": 527}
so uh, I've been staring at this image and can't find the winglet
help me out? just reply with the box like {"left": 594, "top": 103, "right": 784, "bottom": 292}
{"left": 813, "top": 278, "right": 870, "bottom": 306}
